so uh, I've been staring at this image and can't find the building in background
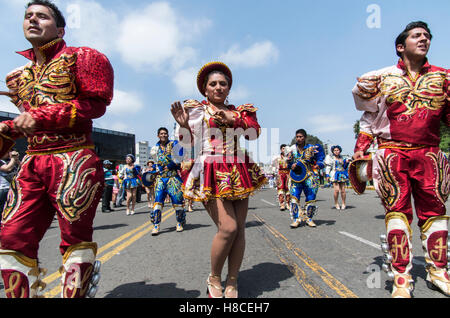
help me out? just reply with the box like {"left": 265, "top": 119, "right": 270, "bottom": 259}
{"left": 0, "top": 111, "right": 135, "bottom": 163}
{"left": 135, "top": 141, "right": 150, "bottom": 165}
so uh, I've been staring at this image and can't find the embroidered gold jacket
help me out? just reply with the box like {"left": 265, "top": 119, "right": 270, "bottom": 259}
{"left": 353, "top": 59, "right": 450, "bottom": 153}
{"left": 3, "top": 38, "right": 114, "bottom": 155}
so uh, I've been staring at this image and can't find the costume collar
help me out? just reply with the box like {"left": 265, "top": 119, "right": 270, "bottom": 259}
{"left": 16, "top": 38, "right": 66, "bottom": 64}
{"left": 156, "top": 140, "right": 173, "bottom": 147}
{"left": 397, "top": 58, "right": 431, "bottom": 73}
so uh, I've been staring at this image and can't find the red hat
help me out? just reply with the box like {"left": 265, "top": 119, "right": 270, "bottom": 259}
{"left": 197, "top": 62, "right": 232, "bottom": 96}
{"left": 348, "top": 155, "right": 373, "bottom": 195}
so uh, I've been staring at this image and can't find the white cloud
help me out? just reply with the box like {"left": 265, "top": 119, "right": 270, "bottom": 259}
{"left": 220, "top": 41, "right": 279, "bottom": 68}
{"left": 114, "top": 2, "right": 209, "bottom": 72}
{"left": 229, "top": 86, "right": 250, "bottom": 102}
{"left": 172, "top": 67, "right": 199, "bottom": 97}
{"left": 108, "top": 89, "right": 144, "bottom": 115}
{"left": 308, "top": 115, "right": 350, "bottom": 133}
{"left": 64, "top": 0, "right": 119, "bottom": 54}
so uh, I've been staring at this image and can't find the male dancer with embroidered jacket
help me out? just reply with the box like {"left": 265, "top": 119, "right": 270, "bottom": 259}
{"left": 149, "top": 127, "right": 186, "bottom": 236}
{"left": 272, "top": 144, "right": 291, "bottom": 211}
{"left": 0, "top": 0, "right": 114, "bottom": 298}
{"left": 352, "top": 21, "right": 450, "bottom": 298}
{"left": 288, "top": 129, "right": 325, "bottom": 228}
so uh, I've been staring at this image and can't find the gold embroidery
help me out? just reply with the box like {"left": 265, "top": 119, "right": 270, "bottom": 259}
{"left": 27, "top": 145, "right": 94, "bottom": 156}
{"left": 2, "top": 156, "right": 33, "bottom": 223}
{"left": 380, "top": 71, "right": 446, "bottom": 116}
{"left": 63, "top": 265, "right": 93, "bottom": 298}
{"left": 55, "top": 150, "right": 101, "bottom": 222}
{"left": 390, "top": 235, "right": 410, "bottom": 262}
{"left": 429, "top": 237, "right": 447, "bottom": 263}
{"left": 5, "top": 272, "right": 26, "bottom": 298}
{"left": 16, "top": 52, "right": 77, "bottom": 109}
{"left": 28, "top": 133, "right": 87, "bottom": 147}
{"left": 377, "top": 153, "right": 400, "bottom": 209}
{"left": 426, "top": 151, "right": 450, "bottom": 204}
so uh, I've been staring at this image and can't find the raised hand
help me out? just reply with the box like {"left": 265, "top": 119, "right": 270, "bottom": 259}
{"left": 171, "top": 101, "right": 189, "bottom": 128}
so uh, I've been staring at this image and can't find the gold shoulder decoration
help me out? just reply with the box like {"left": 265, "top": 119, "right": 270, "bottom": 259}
{"left": 380, "top": 71, "right": 446, "bottom": 116}
{"left": 237, "top": 104, "right": 258, "bottom": 113}
{"left": 183, "top": 99, "right": 203, "bottom": 108}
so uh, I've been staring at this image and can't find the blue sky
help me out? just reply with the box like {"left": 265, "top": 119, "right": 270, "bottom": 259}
{"left": 0, "top": 0, "right": 449, "bottom": 163}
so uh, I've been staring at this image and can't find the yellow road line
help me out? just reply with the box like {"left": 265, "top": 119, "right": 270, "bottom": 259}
{"left": 253, "top": 214, "right": 358, "bottom": 298}
{"left": 260, "top": 226, "right": 328, "bottom": 298}
{"left": 43, "top": 208, "right": 175, "bottom": 298}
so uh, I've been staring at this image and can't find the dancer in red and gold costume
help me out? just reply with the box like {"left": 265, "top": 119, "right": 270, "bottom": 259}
{"left": 272, "top": 144, "right": 291, "bottom": 211}
{"left": 0, "top": 0, "right": 113, "bottom": 298}
{"left": 352, "top": 21, "right": 450, "bottom": 298}
{"left": 171, "top": 62, "right": 266, "bottom": 298}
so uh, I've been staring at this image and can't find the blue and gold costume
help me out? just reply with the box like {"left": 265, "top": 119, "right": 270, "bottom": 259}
{"left": 150, "top": 140, "right": 185, "bottom": 234}
{"left": 122, "top": 166, "right": 142, "bottom": 189}
{"left": 288, "top": 143, "right": 325, "bottom": 227}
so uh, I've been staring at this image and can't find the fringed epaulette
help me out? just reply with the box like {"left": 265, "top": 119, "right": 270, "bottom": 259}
{"left": 236, "top": 104, "right": 258, "bottom": 113}
{"left": 183, "top": 99, "right": 203, "bottom": 108}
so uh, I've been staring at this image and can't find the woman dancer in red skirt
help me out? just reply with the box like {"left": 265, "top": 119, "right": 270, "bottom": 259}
{"left": 171, "top": 62, "right": 266, "bottom": 298}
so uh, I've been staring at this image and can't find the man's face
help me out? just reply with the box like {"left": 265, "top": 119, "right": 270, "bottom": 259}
{"left": 295, "top": 133, "right": 306, "bottom": 145}
{"left": 158, "top": 130, "right": 169, "bottom": 143}
{"left": 397, "top": 27, "right": 431, "bottom": 60}
{"left": 280, "top": 146, "right": 286, "bottom": 154}
{"left": 23, "top": 5, "right": 64, "bottom": 46}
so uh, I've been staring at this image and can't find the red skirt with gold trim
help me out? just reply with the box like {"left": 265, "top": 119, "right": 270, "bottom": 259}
{"left": 182, "top": 155, "right": 267, "bottom": 202}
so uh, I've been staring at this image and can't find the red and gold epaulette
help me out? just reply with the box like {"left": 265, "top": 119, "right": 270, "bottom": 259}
{"left": 183, "top": 99, "right": 203, "bottom": 108}
{"left": 236, "top": 104, "right": 258, "bottom": 113}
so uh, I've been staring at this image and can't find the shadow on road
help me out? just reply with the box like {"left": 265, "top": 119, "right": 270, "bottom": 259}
{"left": 238, "top": 262, "right": 293, "bottom": 298}
{"left": 94, "top": 223, "right": 129, "bottom": 231}
{"left": 104, "top": 281, "right": 201, "bottom": 298}
{"left": 246, "top": 220, "right": 264, "bottom": 229}
{"left": 313, "top": 219, "right": 336, "bottom": 227}
{"left": 157, "top": 223, "right": 211, "bottom": 236}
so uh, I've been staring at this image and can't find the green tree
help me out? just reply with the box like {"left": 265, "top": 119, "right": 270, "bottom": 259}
{"left": 353, "top": 120, "right": 360, "bottom": 139}
{"left": 290, "top": 134, "right": 324, "bottom": 147}
{"left": 440, "top": 122, "right": 450, "bottom": 154}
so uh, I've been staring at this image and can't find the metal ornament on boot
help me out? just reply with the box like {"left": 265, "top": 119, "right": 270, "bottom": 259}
{"left": 86, "top": 260, "right": 102, "bottom": 298}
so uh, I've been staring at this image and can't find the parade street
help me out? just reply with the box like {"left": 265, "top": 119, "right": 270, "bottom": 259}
{"left": 1, "top": 186, "right": 447, "bottom": 299}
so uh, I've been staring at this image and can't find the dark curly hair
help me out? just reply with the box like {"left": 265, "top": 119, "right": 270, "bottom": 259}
{"left": 395, "top": 21, "right": 432, "bottom": 57}
{"left": 26, "top": 0, "right": 66, "bottom": 28}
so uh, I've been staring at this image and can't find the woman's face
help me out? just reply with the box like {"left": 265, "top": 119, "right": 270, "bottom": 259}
{"left": 333, "top": 148, "right": 341, "bottom": 156}
{"left": 204, "top": 73, "right": 230, "bottom": 104}
{"left": 126, "top": 156, "right": 132, "bottom": 164}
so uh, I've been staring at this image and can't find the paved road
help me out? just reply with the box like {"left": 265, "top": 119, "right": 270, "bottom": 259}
{"left": 0, "top": 186, "right": 448, "bottom": 299}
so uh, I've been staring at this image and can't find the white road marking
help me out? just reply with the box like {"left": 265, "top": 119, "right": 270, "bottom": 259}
{"left": 339, "top": 231, "right": 426, "bottom": 266}
{"left": 339, "top": 231, "right": 381, "bottom": 250}
{"left": 261, "top": 199, "right": 277, "bottom": 206}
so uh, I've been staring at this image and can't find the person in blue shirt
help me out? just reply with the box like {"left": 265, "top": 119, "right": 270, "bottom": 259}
{"left": 287, "top": 129, "right": 325, "bottom": 228}
{"left": 102, "top": 160, "right": 115, "bottom": 213}
{"left": 149, "top": 127, "right": 185, "bottom": 235}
